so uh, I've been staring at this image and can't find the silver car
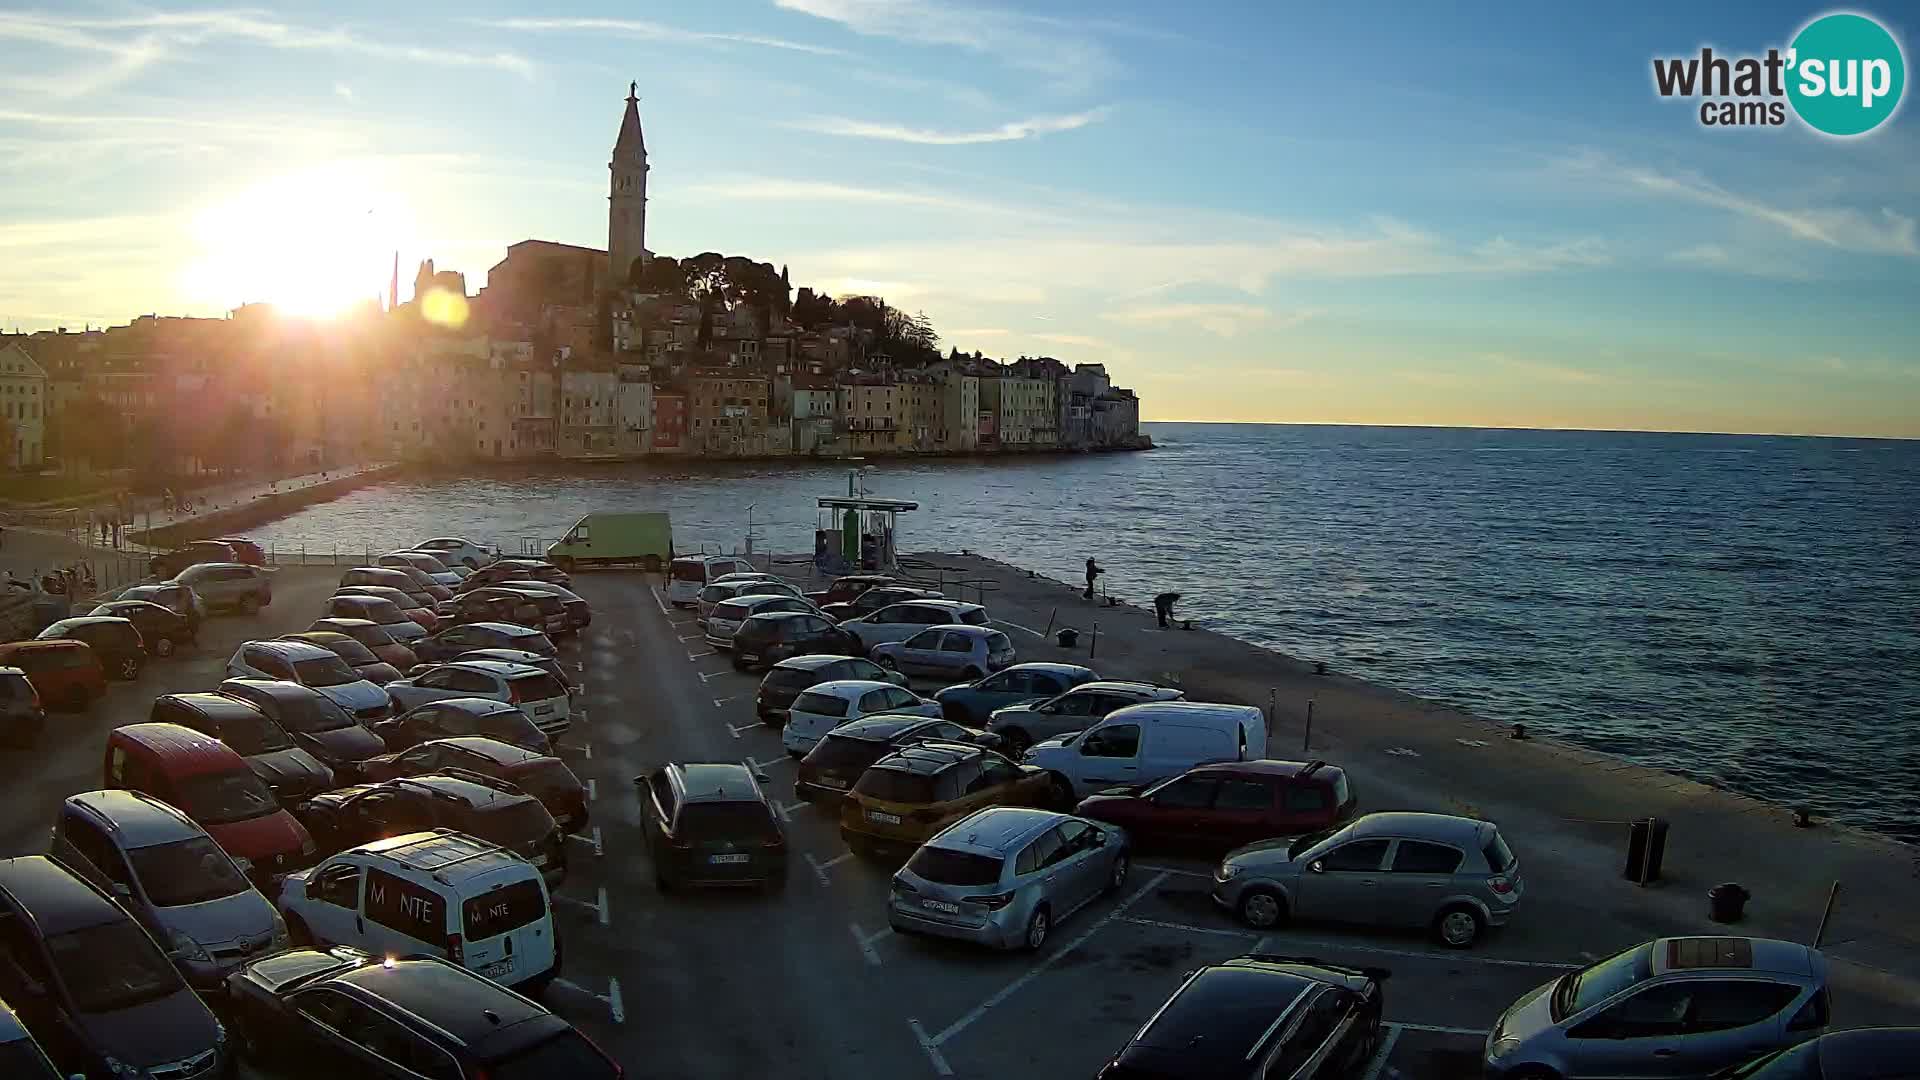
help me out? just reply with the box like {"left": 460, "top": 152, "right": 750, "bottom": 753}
{"left": 1213, "top": 811, "right": 1521, "bottom": 948}
{"left": 705, "top": 594, "right": 823, "bottom": 651}
{"left": 984, "top": 680, "right": 1186, "bottom": 753}
{"left": 869, "top": 624, "right": 1015, "bottom": 681}
{"left": 173, "top": 562, "right": 272, "bottom": 614}
{"left": 47, "top": 790, "right": 287, "bottom": 990}
{"left": 1486, "top": 937, "right": 1831, "bottom": 1079}
{"left": 889, "top": 806, "right": 1130, "bottom": 952}
{"left": 697, "top": 579, "right": 803, "bottom": 628}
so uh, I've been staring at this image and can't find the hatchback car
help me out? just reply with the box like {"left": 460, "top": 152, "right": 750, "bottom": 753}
{"left": 732, "top": 612, "right": 863, "bottom": 671}
{"left": 48, "top": 790, "right": 287, "bottom": 990}
{"left": 498, "top": 580, "right": 591, "bottom": 631}
{"left": 335, "top": 585, "right": 438, "bottom": 630}
{"left": 277, "top": 630, "right": 404, "bottom": 685}
{"left": 174, "top": 561, "right": 272, "bottom": 614}
{"left": 1215, "top": 811, "right": 1522, "bottom": 948}
{"left": 888, "top": 807, "right": 1128, "bottom": 951}
{"left": 817, "top": 585, "right": 945, "bottom": 623}
{"left": 639, "top": 762, "right": 786, "bottom": 891}
{"left": 871, "top": 624, "right": 1016, "bottom": 681}
{"left": 225, "top": 639, "right": 393, "bottom": 721}
{"left": 384, "top": 661, "right": 570, "bottom": 742}
{"left": 840, "top": 600, "right": 989, "bottom": 651}
{"left": 1716, "top": 1027, "right": 1920, "bottom": 1079}
{"left": 413, "top": 621, "right": 555, "bottom": 663}
{"left": 216, "top": 678, "right": 388, "bottom": 782}
{"left": 88, "top": 600, "right": 194, "bottom": 656}
{"left": 755, "top": 655, "right": 907, "bottom": 723}
{"left": 0, "top": 641, "right": 103, "bottom": 713}
{"left": 0, "top": 668, "right": 46, "bottom": 746}
{"left": 372, "top": 697, "right": 553, "bottom": 756}
{"left": 1077, "top": 760, "right": 1359, "bottom": 854}
{"left": 396, "top": 549, "right": 471, "bottom": 579}
{"left": 932, "top": 662, "right": 1099, "bottom": 726}
{"left": 378, "top": 551, "right": 460, "bottom": 587}
{"left": 0, "top": 856, "right": 229, "bottom": 1080}
{"left": 148, "top": 540, "right": 237, "bottom": 579}
{"left": 494, "top": 559, "right": 572, "bottom": 587}
{"left": 697, "top": 578, "right": 803, "bottom": 627}
{"left": 986, "top": 680, "right": 1189, "bottom": 754}
{"left": 1487, "top": 937, "right": 1833, "bottom": 1080}
{"left": 413, "top": 536, "right": 496, "bottom": 569}
{"left": 456, "top": 564, "right": 536, "bottom": 594}
{"left": 212, "top": 537, "right": 266, "bottom": 565}
{"left": 783, "top": 679, "right": 941, "bottom": 756}
{"left": 842, "top": 741, "right": 1056, "bottom": 858}
{"left": 339, "top": 567, "right": 438, "bottom": 609}
{"left": 805, "top": 573, "right": 902, "bottom": 606}
{"left": 149, "top": 693, "right": 334, "bottom": 806}
{"left": 294, "top": 772, "right": 566, "bottom": 885}
{"left": 705, "top": 594, "right": 826, "bottom": 651}
{"left": 465, "top": 587, "right": 568, "bottom": 637}
{"left": 443, "top": 590, "right": 537, "bottom": 628}
{"left": 1096, "top": 954, "right": 1385, "bottom": 1079}
{"left": 36, "top": 616, "right": 144, "bottom": 680}
{"left": 796, "top": 714, "right": 1004, "bottom": 803}
{"left": 227, "top": 949, "right": 620, "bottom": 1079}
{"left": 360, "top": 737, "right": 591, "bottom": 833}
{"left": 455, "top": 649, "right": 574, "bottom": 694}
{"left": 316, "top": 596, "right": 427, "bottom": 645}
{"left": 372, "top": 563, "right": 454, "bottom": 603}
{"left": 117, "top": 582, "right": 206, "bottom": 631}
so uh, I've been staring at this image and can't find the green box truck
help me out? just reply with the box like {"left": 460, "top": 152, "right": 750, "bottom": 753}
{"left": 545, "top": 512, "right": 673, "bottom": 572}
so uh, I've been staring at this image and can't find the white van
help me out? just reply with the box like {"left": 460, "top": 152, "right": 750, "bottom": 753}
{"left": 277, "top": 829, "right": 559, "bottom": 994}
{"left": 1022, "top": 701, "right": 1269, "bottom": 800}
{"left": 667, "top": 555, "right": 756, "bottom": 608}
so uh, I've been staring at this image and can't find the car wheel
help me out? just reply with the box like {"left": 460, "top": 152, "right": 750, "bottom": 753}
{"left": 1237, "top": 888, "right": 1288, "bottom": 929}
{"left": 238, "top": 593, "right": 260, "bottom": 615}
{"left": 154, "top": 637, "right": 175, "bottom": 658}
{"left": 730, "top": 654, "right": 747, "bottom": 671}
{"left": 1106, "top": 853, "right": 1129, "bottom": 893}
{"left": 962, "top": 666, "right": 984, "bottom": 680}
{"left": 1435, "top": 905, "right": 1484, "bottom": 948}
{"left": 1001, "top": 729, "right": 1033, "bottom": 756}
{"left": 876, "top": 655, "right": 899, "bottom": 671}
{"left": 285, "top": 913, "right": 314, "bottom": 946}
{"left": 118, "top": 657, "right": 142, "bottom": 680}
{"left": 1045, "top": 772, "right": 1075, "bottom": 809}
{"left": 1023, "top": 906, "right": 1051, "bottom": 951}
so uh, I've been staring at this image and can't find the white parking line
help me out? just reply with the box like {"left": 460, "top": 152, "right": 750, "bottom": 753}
{"left": 679, "top": 633, "right": 704, "bottom": 642}
{"left": 565, "top": 826, "right": 604, "bottom": 857}
{"left": 1392, "top": 1021, "right": 1489, "bottom": 1036}
{"left": 1133, "top": 863, "right": 1214, "bottom": 880}
{"left": 697, "top": 669, "right": 729, "bottom": 684}
{"left": 1117, "top": 915, "right": 1254, "bottom": 939}
{"left": 744, "top": 755, "right": 790, "bottom": 771}
{"left": 1359, "top": 1024, "right": 1402, "bottom": 1080}
{"left": 687, "top": 650, "right": 714, "bottom": 660}
{"left": 725, "top": 721, "right": 761, "bottom": 740}
{"left": 582, "top": 742, "right": 593, "bottom": 760}
{"left": 771, "top": 799, "right": 806, "bottom": 823}
{"left": 596, "top": 887, "right": 610, "bottom": 926}
{"left": 585, "top": 779, "right": 596, "bottom": 802}
{"left": 713, "top": 697, "right": 735, "bottom": 707}
{"left": 651, "top": 587, "right": 670, "bottom": 617}
{"left": 1114, "top": 913, "right": 1580, "bottom": 971}
{"left": 992, "top": 619, "right": 1044, "bottom": 638}
{"left": 608, "top": 977, "right": 625, "bottom": 1024}
{"left": 807, "top": 851, "right": 853, "bottom": 886}
{"left": 909, "top": 1019, "right": 954, "bottom": 1077}
{"left": 849, "top": 922, "right": 891, "bottom": 966}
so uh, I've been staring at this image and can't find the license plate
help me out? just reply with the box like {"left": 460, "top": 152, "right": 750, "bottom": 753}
{"left": 921, "top": 899, "right": 960, "bottom": 914}
{"left": 530, "top": 854, "right": 549, "bottom": 868}
{"left": 866, "top": 810, "right": 902, "bottom": 825}
{"left": 819, "top": 777, "right": 849, "bottom": 790}
{"left": 709, "top": 853, "right": 750, "bottom": 865}
{"left": 534, "top": 704, "right": 554, "bottom": 715}
{"left": 479, "top": 958, "right": 514, "bottom": 980}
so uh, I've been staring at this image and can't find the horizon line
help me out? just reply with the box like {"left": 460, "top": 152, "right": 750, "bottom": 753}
{"left": 1138, "top": 418, "right": 1919, "bottom": 443}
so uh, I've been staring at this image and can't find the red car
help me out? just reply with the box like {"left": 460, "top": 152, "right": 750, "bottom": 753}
{"left": 104, "top": 722, "right": 315, "bottom": 877}
{"left": 1075, "top": 759, "right": 1357, "bottom": 853}
{"left": 216, "top": 536, "right": 267, "bottom": 565}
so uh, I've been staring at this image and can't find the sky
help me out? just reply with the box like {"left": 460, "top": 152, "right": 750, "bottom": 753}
{"left": 1, "top": 1, "right": 1917, "bottom": 437}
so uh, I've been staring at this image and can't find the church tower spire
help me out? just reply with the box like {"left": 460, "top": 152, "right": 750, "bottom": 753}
{"left": 609, "top": 81, "right": 649, "bottom": 286}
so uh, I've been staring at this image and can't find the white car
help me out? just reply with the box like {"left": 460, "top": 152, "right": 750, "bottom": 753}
{"left": 414, "top": 537, "right": 496, "bottom": 570}
{"left": 383, "top": 659, "right": 572, "bottom": 742}
{"left": 705, "top": 594, "right": 826, "bottom": 650}
{"left": 841, "top": 600, "right": 990, "bottom": 652}
{"left": 380, "top": 551, "right": 462, "bottom": 586}
{"left": 697, "top": 579, "right": 803, "bottom": 628}
{"left": 225, "top": 639, "right": 394, "bottom": 721}
{"left": 782, "top": 679, "right": 941, "bottom": 757}
{"left": 667, "top": 555, "right": 757, "bottom": 607}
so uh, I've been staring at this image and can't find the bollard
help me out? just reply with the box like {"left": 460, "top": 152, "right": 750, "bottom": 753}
{"left": 1090, "top": 621, "right": 1098, "bottom": 660}
{"left": 1303, "top": 699, "right": 1314, "bottom": 752}
{"left": 1043, "top": 607, "right": 1057, "bottom": 639}
{"left": 1813, "top": 881, "right": 1840, "bottom": 947}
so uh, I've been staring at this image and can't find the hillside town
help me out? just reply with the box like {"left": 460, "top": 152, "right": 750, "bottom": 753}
{"left": 0, "top": 83, "right": 1145, "bottom": 474}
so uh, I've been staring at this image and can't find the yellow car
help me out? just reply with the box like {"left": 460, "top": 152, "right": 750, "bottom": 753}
{"left": 840, "top": 741, "right": 1055, "bottom": 857}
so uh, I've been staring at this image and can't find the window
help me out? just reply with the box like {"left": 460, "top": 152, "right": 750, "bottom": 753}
{"left": 313, "top": 862, "right": 361, "bottom": 907}
{"left": 857, "top": 690, "right": 893, "bottom": 713}
{"left": 1688, "top": 980, "right": 1804, "bottom": 1033}
{"left": 1390, "top": 841, "right": 1464, "bottom": 875}
{"left": 1786, "top": 987, "right": 1828, "bottom": 1031}
{"left": 1017, "top": 828, "right": 1063, "bottom": 875}
{"left": 1285, "top": 784, "right": 1330, "bottom": 813}
{"left": 1318, "top": 839, "right": 1390, "bottom": 872}
{"left": 1575, "top": 982, "right": 1696, "bottom": 1039}
{"left": 1151, "top": 777, "right": 1219, "bottom": 809}
{"left": 364, "top": 868, "right": 445, "bottom": 941}
{"left": 903, "top": 630, "right": 942, "bottom": 651}
{"left": 938, "top": 632, "right": 974, "bottom": 653}
{"left": 1053, "top": 819, "right": 1091, "bottom": 858}
{"left": 978, "top": 758, "right": 1022, "bottom": 788}
{"left": 648, "top": 772, "right": 677, "bottom": 818}
{"left": 1265, "top": 991, "right": 1346, "bottom": 1078}
{"left": 1215, "top": 780, "right": 1274, "bottom": 811}
{"left": 1081, "top": 723, "right": 1140, "bottom": 758}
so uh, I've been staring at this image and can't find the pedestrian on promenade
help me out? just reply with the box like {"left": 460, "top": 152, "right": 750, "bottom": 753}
{"left": 1153, "top": 592, "right": 1181, "bottom": 628}
{"left": 1084, "top": 557, "right": 1104, "bottom": 600}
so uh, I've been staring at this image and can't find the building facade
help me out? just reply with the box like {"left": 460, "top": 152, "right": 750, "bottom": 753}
{"left": 0, "top": 343, "right": 47, "bottom": 468}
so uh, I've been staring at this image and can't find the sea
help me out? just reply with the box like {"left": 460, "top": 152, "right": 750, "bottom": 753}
{"left": 252, "top": 423, "right": 1920, "bottom": 843}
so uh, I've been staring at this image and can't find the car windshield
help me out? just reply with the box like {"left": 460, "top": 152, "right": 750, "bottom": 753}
{"left": 175, "top": 769, "right": 280, "bottom": 825}
{"left": 763, "top": 666, "right": 821, "bottom": 691}
{"left": 475, "top": 799, "right": 557, "bottom": 846}
{"left": 47, "top": 920, "right": 184, "bottom": 1013}
{"left": 713, "top": 601, "right": 753, "bottom": 621}
{"left": 324, "top": 638, "right": 379, "bottom": 666}
{"left": 281, "top": 693, "right": 357, "bottom": 733}
{"left": 905, "top": 847, "right": 1003, "bottom": 887}
{"left": 1554, "top": 943, "right": 1653, "bottom": 1020}
{"left": 0, "top": 1041, "right": 56, "bottom": 1075}
{"left": 362, "top": 600, "right": 407, "bottom": 624}
{"left": 854, "top": 768, "right": 937, "bottom": 804}
{"left": 487, "top": 1031, "right": 619, "bottom": 1080}
{"left": 294, "top": 657, "right": 358, "bottom": 688}
{"left": 220, "top": 715, "right": 294, "bottom": 754}
{"left": 1287, "top": 827, "right": 1337, "bottom": 858}
{"left": 959, "top": 608, "right": 988, "bottom": 625}
{"left": 792, "top": 691, "right": 849, "bottom": 718}
{"left": 128, "top": 837, "right": 251, "bottom": 907}
{"left": 809, "top": 734, "right": 885, "bottom": 769}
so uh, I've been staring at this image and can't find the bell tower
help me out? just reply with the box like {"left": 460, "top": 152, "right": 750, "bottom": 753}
{"left": 609, "top": 81, "right": 649, "bottom": 286}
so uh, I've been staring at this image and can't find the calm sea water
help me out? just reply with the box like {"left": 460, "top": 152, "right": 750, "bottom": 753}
{"left": 254, "top": 424, "right": 1920, "bottom": 841}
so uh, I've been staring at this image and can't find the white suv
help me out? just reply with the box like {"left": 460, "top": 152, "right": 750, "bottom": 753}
{"left": 384, "top": 660, "right": 572, "bottom": 742}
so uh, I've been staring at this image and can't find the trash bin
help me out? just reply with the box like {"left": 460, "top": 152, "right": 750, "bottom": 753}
{"left": 1624, "top": 817, "right": 1669, "bottom": 884}
{"left": 1057, "top": 628, "right": 1079, "bottom": 648}
{"left": 1708, "top": 883, "right": 1750, "bottom": 923}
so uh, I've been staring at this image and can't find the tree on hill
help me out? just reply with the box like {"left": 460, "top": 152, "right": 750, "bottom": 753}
{"left": 632, "top": 255, "right": 686, "bottom": 296}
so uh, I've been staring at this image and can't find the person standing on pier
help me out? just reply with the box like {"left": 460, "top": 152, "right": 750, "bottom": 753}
{"left": 1084, "top": 557, "right": 1104, "bottom": 599}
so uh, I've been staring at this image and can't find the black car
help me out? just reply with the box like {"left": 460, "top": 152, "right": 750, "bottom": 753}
{"left": 0, "top": 856, "right": 228, "bottom": 1080}
{"left": 1096, "top": 954, "right": 1384, "bottom": 1080}
{"left": 0, "top": 667, "right": 46, "bottom": 746}
{"left": 293, "top": 772, "right": 566, "bottom": 885}
{"left": 1718, "top": 1027, "right": 1920, "bottom": 1078}
{"left": 795, "top": 714, "right": 1005, "bottom": 802}
{"left": 116, "top": 583, "right": 204, "bottom": 633}
{"left": 35, "top": 616, "right": 144, "bottom": 680}
{"left": 454, "top": 565, "right": 534, "bottom": 594}
{"left": 227, "top": 948, "right": 621, "bottom": 1078}
{"left": 372, "top": 697, "right": 552, "bottom": 755}
{"left": 443, "top": 592, "right": 528, "bottom": 627}
{"left": 413, "top": 621, "right": 555, "bottom": 663}
{"left": 218, "top": 678, "right": 388, "bottom": 781}
{"left": 818, "top": 585, "right": 944, "bottom": 622}
{"left": 732, "top": 611, "right": 862, "bottom": 671}
{"left": 494, "top": 559, "right": 573, "bottom": 588}
{"left": 754, "top": 654, "right": 910, "bottom": 724}
{"left": 149, "top": 693, "right": 335, "bottom": 805}
{"left": 89, "top": 600, "right": 195, "bottom": 657}
{"left": 147, "top": 540, "right": 236, "bottom": 580}
{"left": 637, "top": 762, "right": 786, "bottom": 891}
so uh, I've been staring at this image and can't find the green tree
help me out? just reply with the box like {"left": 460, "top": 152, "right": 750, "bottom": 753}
{"left": 633, "top": 255, "right": 686, "bottom": 296}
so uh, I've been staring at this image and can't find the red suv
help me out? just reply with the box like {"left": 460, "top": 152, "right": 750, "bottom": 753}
{"left": 104, "top": 723, "right": 316, "bottom": 877}
{"left": 1074, "top": 759, "right": 1357, "bottom": 853}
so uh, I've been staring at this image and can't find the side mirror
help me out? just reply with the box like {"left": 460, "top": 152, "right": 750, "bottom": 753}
{"left": 754, "top": 772, "right": 772, "bottom": 784}
{"left": 1091, "top": 830, "right": 1107, "bottom": 847}
{"left": 109, "top": 882, "right": 132, "bottom": 898}
{"left": 1309, "top": 860, "right": 1325, "bottom": 873}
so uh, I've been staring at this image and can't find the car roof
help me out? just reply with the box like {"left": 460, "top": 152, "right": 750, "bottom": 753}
{"left": 1191, "top": 759, "right": 1345, "bottom": 781}
{"left": 431, "top": 737, "right": 544, "bottom": 765}
{"left": 181, "top": 561, "right": 251, "bottom": 573}
{"left": 434, "top": 660, "right": 543, "bottom": 678}
{"left": 160, "top": 691, "right": 271, "bottom": 722}
{"left": 47, "top": 616, "right": 127, "bottom": 630}
{"left": 744, "top": 611, "right": 810, "bottom": 623}
{"left": 0, "top": 855, "right": 125, "bottom": 934}
{"left": 771, "top": 655, "right": 856, "bottom": 672}
{"left": 418, "top": 697, "right": 522, "bottom": 716}
{"left": 110, "top": 723, "right": 248, "bottom": 774}
{"left": 670, "top": 762, "right": 763, "bottom": 803}
{"left": 96, "top": 599, "right": 165, "bottom": 612}
{"left": 878, "top": 599, "right": 981, "bottom": 612}
{"left": 1347, "top": 812, "right": 1489, "bottom": 844}
{"left": 0, "top": 639, "right": 86, "bottom": 653}
{"left": 1650, "top": 937, "right": 1818, "bottom": 978}
{"left": 219, "top": 678, "right": 326, "bottom": 704}
{"left": 829, "top": 715, "right": 939, "bottom": 741}
{"left": 1001, "top": 662, "right": 1096, "bottom": 677}
{"left": 329, "top": 956, "right": 548, "bottom": 1044}
{"left": 453, "top": 622, "right": 539, "bottom": 636}
{"left": 63, "top": 789, "right": 203, "bottom": 849}
{"left": 805, "top": 679, "right": 899, "bottom": 698}
{"left": 928, "top": 807, "right": 1061, "bottom": 855}
{"left": 922, "top": 623, "right": 996, "bottom": 637}
{"left": 352, "top": 829, "right": 523, "bottom": 873}
{"left": 1805, "top": 1028, "right": 1920, "bottom": 1071}
{"left": 1072, "top": 680, "right": 1175, "bottom": 695}
{"left": 312, "top": 617, "right": 379, "bottom": 629}
{"left": 457, "top": 649, "right": 550, "bottom": 665}
{"left": 282, "top": 631, "right": 353, "bottom": 646}
{"left": 393, "top": 773, "right": 537, "bottom": 809}
{"left": 872, "top": 741, "right": 983, "bottom": 775}
{"left": 1120, "top": 959, "right": 1357, "bottom": 1075}
{"left": 245, "top": 639, "right": 335, "bottom": 661}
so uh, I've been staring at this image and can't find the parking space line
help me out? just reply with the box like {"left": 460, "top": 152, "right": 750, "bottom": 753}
{"left": 992, "top": 619, "right": 1044, "bottom": 638}
{"left": 725, "top": 721, "right": 760, "bottom": 740}
{"left": 687, "top": 650, "right": 714, "bottom": 660}
{"left": 850, "top": 922, "right": 891, "bottom": 966}
{"left": 770, "top": 799, "right": 806, "bottom": 823}
{"left": 1392, "top": 1021, "right": 1488, "bottom": 1035}
{"left": 909, "top": 1019, "right": 954, "bottom": 1077}
{"left": 582, "top": 742, "right": 593, "bottom": 760}
{"left": 807, "top": 851, "right": 853, "bottom": 886}
{"left": 1359, "top": 1024, "right": 1401, "bottom": 1080}
{"left": 585, "top": 779, "right": 596, "bottom": 802}
{"left": 1117, "top": 912, "right": 1579, "bottom": 970}
{"left": 1133, "top": 863, "right": 1213, "bottom": 880}
{"left": 608, "top": 977, "right": 625, "bottom": 1024}
{"left": 713, "top": 696, "right": 735, "bottom": 707}
{"left": 698, "top": 669, "right": 729, "bottom": 682}
{"left": 566, "top": 826, "right": 604, "bottom": 856}
{"left": 651, "top": 587, "right": 670, "bottom": 617}
{"left": 744, "top": 755, "right": 790, "bottom": 771}
{"left": 1117, "top": 914, "right": 1255, "bottom": 939}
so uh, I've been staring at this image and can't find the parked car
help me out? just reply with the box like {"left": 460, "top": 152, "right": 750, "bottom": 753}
{"left": 732, "top": 611, "right": 863, "bottom": 671}
{"left": 277, "top": 630, "right": 403, "bottom": 685}
{"left": 871, "top": 624, "right": 1016, "bottom": 681}
{"left": 1215, "top": 811, "right": 1521, "bottom": 947}
{"left": 545, "top": 510, "right": 670, "bottom": 573}
{"left": 454, "top": 649, "right": 575, "bottom": 697}
{"left": 841, "top": 600, "right": 990, "bottom": 652}
{"left": 0, "top": 997, "right": 61, "bottom": 1078}
{"left": 1487, "top": 937, "right": 1832, "bottom": 1079}
{"left": 1715, "top": 1027, "right": 1920, "bottom": 1078}
{"left": 697, "top": 578, "right": 802, "bottom": 626}
{"left": 504, "top": 581, "right": 589, "bottom": 631}
{"left": 1076, "top": 760, "right": 1358, "bottom": 853}
{"left": 665, "top": 555, "right": 757, "bottom": 606}
{"left": 317, "top": 596, "right": 428, "bottom": 645}
{"left": 293, "top": 772, "right": 566, "bottom": 886}
{"left": 394, "top": 549, "right": 470, "bottom": 580}
{"left": 378, "top": 551, "right": 460, "bottom": 587}
{"left": 932, "top": 662, "right": 1099, "bottom": 727}
{"left": 216, "top": 678, "right": 388, "bottom": 782}
{"left": 842, "top": 741, "right": 1056, "bottom": 858}
{"left": 339, "top": 567, "right": 437, "bottom": 609}
{"left": 174, "top": 561, "right": 273, "bottom": 614}
{"left": 359, "top": 737, "right": 589, "bottom": 833}
{"left": 383, "top": 661, "right": 570, "bottom": 743}
{"left": 104, "top": 722, "right": 317, "bottom": 878}
{"left": 755, "top": 654, "right": 908, "bottom": 723}
{"left": 88, "top": 599, "right": 194, "bottom": 656}
{"left": 783, "top": 679, "right": 941, "bottom": 756}
{"left": 0, "top": 855, "right": 229, "bottom": 1080}
{"left": 224, "top": 640, "right": 393, "bottom": 721}
{"left": 149, "top": 693, "right": 333, "bottom": 806}
{"left": 334, "top": 584, "right": 438, "bottom": 630}
{"left": 795, "top": 714, "right": 1004, "bottom": 803}
{"left": 36, "top": 616, "right": 144, "bottom": 680}
{"left": 372, "top": 562, "right": 454, "bottom": 603}
{"left": 148, "top": 540, "right": 237, "bottom": 579}
{"left": 307, "top": 616, "right": 420, "bottom": 668}
{"left": 443, "top": 589, "right": 537, "bottom": 628}
{"left": 1096, "top": 954, "right": 1385, "bottom": 1079}
{"left": 48, "top": 789, "right": 287, "bottom": 990}
{"left": 1024, "top": 701, "right": 1268, "bottom": 801}
{"left": 372, "top": 697, "right": 552, "bottom": 756}
{"left": 0, "top": 667, "right": 46, "bottom": 746}
{"left": 494, "top": 559, "right": 572, "bottom": 588}
{"left": 413, "top": 536, "right": 496, "bottom": 569}
{"left": 711, "top": 571, "right": 780, "bottom": 585}
{"left": 0, "top": 640, "right": 104, "bottom": 712}
{"left": 805, "top": 573, "right": 903, "bottom": 606}
{"left": 117, "top": 582, "right": 206, "bottom": 632}
{"left": 413, "top": 621, "right": 555, "bottom": 663}
{"left": 705, "top": 594, "right": 825, "bottom": 651}
{"left": 213, "top": 537, "right": 266, "bottom": 566}
{"left": 455, "top": 564, "right": 535, "bottom": 594}
{"left": 817, "top": 584, "right": 947, "bottom": 623}
{"left": 226, "top": 949, "right": 619, "bottom": 1077}
{"left": 888, "top": 807, "right": 1128, "bottom": 951}
{"left": 484, "top": 588, "right": 570, "bottom": 637}
{"left": 273, "top": 833, "right": 560, "bottom": 994}
{"left": 638, "top": 762, "right": 786, "bottom": 891}
{"left": 985, "top": 680, "right": 1187, "bottom": 754}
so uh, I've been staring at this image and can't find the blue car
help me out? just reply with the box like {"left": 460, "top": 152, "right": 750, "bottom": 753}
{"left": 931, "top": 662, "right": 1097, "bottom": 726}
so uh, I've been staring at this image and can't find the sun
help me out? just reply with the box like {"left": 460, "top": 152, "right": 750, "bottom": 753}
{"left": 180, "top": 163, "right": 418, "bottom": 318}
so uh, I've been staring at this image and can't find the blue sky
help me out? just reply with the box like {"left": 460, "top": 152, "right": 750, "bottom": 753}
{"left": 2, "top": 1, "right": 1917, "bottom": 436}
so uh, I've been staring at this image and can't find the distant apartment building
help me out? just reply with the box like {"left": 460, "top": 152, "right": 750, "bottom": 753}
{"left": 652, "top": 390, "right": 687, "bottom": 451}
{"left": 690, "top": 369, "right": 770, "bottom": 455}
{"left": 901, "top": 372, "right": 940, "bottom": 451}
{"left": 561, "top": 362, "right": 619, "bottom": 455}
{"left": 928, "top": 361, "right": 981, "bottom": 451}
{"left": 839, "top": 376, "right": 900, "bottom": 451}
{"left": 0, "top": 342, "right": 47, "bottom": 468}
{"left": 785, "top": 373, "right": 838, "bottom": 454}
{"left": 615, "top": 362, "right": 652, "bottom": 454}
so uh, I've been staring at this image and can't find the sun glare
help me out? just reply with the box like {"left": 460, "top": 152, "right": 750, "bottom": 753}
{"left": 180, "top": 164, "right": 418, "bottom": 319}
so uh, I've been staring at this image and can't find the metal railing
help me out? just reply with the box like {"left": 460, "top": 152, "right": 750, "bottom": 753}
{"left": 257, "top": 536, "right": 561, "bottom": 567}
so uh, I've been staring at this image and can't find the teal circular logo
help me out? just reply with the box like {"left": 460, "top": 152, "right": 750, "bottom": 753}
{"left": 1787, "top": 13, "right": 1906, "bottom": 136}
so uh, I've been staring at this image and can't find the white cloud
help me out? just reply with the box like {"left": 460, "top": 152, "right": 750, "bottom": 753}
{"left": 333, "top": 83, "right": 354, "bottom": 100}
{"left": 795, "top": 108, "right": 1108, "bottom": 145}
{"left": 773, "top": 0, "right": 1118, "bottom": 91}
{"left": 1101, "top": 303, "right": 1319, "bottom": 338}
{"left": 1489, "top": 354, "right": 1614, "bottom": 385}
{"left": 477, "top": 17, "right": 843, "bottom": 56}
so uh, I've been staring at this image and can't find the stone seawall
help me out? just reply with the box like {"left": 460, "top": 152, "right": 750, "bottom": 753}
{"left": 131, "top": 464, "right": 405, "bottom": 549}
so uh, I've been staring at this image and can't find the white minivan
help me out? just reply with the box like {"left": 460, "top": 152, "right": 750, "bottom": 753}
{"left": 278, "top": 829, "right": 559, "bottom": 994}
{"left": 667, "top": 555, "right": 757, "bottom": 607}
{"left": 1022, "top": 701, "right": 1269, "bottom": 800}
